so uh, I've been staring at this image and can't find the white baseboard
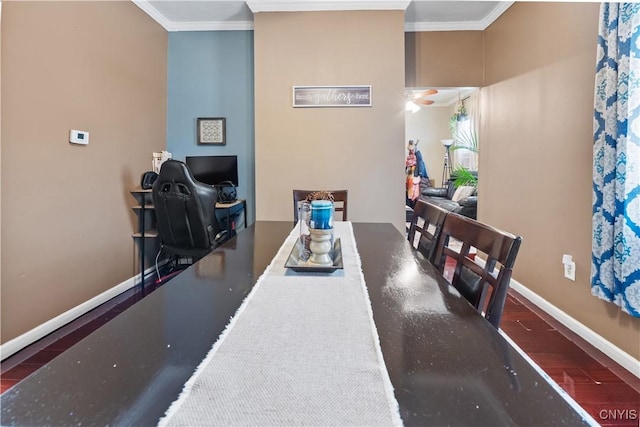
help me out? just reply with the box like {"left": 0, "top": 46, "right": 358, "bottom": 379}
{"left": 509, "top": 278, "right": 640, "bottom": 379}
{"left": 470, "top": 255, "right": 639, "bottom": 378}
{"left": 0, "top": 265, "right": 160, "bottom": 361}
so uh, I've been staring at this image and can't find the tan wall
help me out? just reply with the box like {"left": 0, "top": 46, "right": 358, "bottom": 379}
{"left": 406, "top": 31, "right": 484, "bottom": 88}
{"left": 482, "top": 2, "right": 640, "bottom": 358}
{"left": 1, "top": 1, "right": 167, "bottom": 343}
{"left": 254, "top": 11, "right": 406, "bottom": 232}
{"left": 405, "top": 106, "right": 451, "bottom": 187}
{"left": 1, "top": 1, "right": 3, "bottom": 298}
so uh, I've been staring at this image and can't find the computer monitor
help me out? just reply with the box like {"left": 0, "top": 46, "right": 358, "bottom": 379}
{"left": 185, "top": 155, "right": 239, "bottom": 187}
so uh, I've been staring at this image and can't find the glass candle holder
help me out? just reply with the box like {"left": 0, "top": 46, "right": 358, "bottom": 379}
{"left": 298, "top": 201, "right": 312, "bottom": 261}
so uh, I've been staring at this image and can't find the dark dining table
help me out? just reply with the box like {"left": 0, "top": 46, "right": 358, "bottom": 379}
{"left": 0, "top": 221, "right": 594, "bottom": 426}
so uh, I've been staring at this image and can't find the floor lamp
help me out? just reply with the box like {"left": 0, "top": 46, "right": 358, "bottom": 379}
{"left": 441, "top": 139, "right": 454, "bottom": 186}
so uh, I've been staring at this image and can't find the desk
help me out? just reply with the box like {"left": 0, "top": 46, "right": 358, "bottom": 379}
{"left": 215, "top": 198, "right": 247, "bottom": 234}
{"left": 130, "top": 191, "right": 246, "bottom": 239}
{"left": 129, "top": 192, "right": 246, "bottom": 285}
{"left": 0, "top": 222, "right": 593, "bottom": 426}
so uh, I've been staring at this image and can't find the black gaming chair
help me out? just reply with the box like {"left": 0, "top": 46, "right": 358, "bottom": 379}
{"left": 152, "top": 160, "right": 228, "bottom": 268}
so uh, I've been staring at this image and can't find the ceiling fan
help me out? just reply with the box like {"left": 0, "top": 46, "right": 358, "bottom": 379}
{"left": 405, "top": 89, "right": 438, "bottom": 112}
{"left": 410, "top": 89, "right": 438, "bottom": 105}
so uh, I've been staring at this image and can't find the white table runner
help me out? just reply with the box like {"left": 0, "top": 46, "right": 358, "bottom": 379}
{"left": 159, "top": 222, "right": 402, "bottom": 426}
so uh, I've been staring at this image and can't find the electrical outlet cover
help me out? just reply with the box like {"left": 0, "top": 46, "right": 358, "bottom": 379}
{"left": 564, "top": 261, "right": 576, "bottom": 281}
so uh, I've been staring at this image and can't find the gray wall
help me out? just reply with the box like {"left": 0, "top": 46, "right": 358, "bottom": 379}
{"left": 166, "top": 31, "right": 255, "bottom": 224}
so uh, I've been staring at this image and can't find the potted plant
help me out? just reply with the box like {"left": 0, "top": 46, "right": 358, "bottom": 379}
{"left": 450, "top": 126, "right": 479, "bottom": 189}
{"left": 450, "top": 165, "right": 478, "bottom": 188}
{"left": 448, "top": 102, "right": 470, "bottom": 141}
{"left": 454, "top": 101, "right": 468, "bottom": 121}
{"left": 452, "top": 126, "right": 478, "bottom": 154}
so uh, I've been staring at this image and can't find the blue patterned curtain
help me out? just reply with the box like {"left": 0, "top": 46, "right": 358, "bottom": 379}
{"left": 592, "top": 3, "right": 640, "bottom": 317}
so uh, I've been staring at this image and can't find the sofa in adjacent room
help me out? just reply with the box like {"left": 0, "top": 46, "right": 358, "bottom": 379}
{"left": 417, "top": 180, "right": 478, "bottom": 220}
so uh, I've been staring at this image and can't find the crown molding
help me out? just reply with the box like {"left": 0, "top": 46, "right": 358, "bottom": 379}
{"left": 134, "top": 0, "right": 512, "bottom": 33}
{"left": 405, "top": 1, "right": 513, "bottom": 32}
{"left": 132, "top": 0, "right": 173, "bottom": 31}
{"left": 169, "top": 21, "right": 254, "bottom": 32}
{"left": 247, "top": 0, "right": 410, "bottom": 13}
{"left": 405, "top": 21, "right": 485, "bottom": 32}
{"left": 480, "top": 1, "right": 514, "bottom": 30}
{"left": 134, "top": 1, "right": 254, "bottom": 31}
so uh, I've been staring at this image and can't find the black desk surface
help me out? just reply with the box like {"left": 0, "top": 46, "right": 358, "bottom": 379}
{"left": 1, "top": 222, "right": 592, "bottom": 426}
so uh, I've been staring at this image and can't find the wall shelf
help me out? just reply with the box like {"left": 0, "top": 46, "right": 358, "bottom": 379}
{"left": 130, "top": 187, "right": 157, "bottom": 287}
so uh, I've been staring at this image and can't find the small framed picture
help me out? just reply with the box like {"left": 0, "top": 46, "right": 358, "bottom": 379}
{"left": 197, "top": 117, "right": 226, "bottom": 145}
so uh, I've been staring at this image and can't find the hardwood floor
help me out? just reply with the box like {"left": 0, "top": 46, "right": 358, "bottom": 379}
{"left": 0, "top": 278, "right": 162, "bottom": 393}
{"left": 1, "top": 275, "right": 639, "bottom": 425}
{"left": 501, "top": 291, "right": 640, "bottom": 426}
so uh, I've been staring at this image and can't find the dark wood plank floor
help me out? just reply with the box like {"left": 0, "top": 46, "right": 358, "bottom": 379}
{"left": 0, "top": 278, "right": 162, "bottom": 393}
{"left": 1, "top": 274, "right": 639, "bottom": 426}
{"left": 501, "top": 291, "right": 640, "bottom": 427}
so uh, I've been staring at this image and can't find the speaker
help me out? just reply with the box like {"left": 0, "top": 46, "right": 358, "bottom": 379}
{"left": 215, "top": 181, "right": 237, "bottom": 203}
{"left": 141, "top": 171, "right": 158, "bottom": 189}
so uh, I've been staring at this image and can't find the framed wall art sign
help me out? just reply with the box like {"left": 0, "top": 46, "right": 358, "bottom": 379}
{"left": 293, "top": 86, "right": 372, "bottom": 108}
{"left": 197, "top": 117, "right": 226, "bottom": 145}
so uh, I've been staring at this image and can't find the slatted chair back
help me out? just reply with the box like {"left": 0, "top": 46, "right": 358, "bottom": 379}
{"left": 407, "top": 200, "right": 448, "bottom": 263}
{"left": 433, "top": 212, "right": 522, "bottom": 328}
{"left": 293, "top": 189, "right": 348, "bottom": 222}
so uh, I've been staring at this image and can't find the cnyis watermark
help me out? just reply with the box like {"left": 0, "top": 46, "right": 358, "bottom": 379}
{"left": 598, "top": 409, "right": 638, "bottom": 421}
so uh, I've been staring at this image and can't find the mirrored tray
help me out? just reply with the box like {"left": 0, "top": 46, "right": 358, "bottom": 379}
{"left": 284, "top": 238, "right": 343, "bottom": 273}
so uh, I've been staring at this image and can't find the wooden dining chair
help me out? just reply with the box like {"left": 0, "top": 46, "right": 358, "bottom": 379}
{"left": 432, "top": 212, "right": 522, "bottom": 329}
{"left": 292, "top": 189, "right": 348, "bottom": 222}
{"left": 407, "top": 199, "right": 448, "bottom": 263}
